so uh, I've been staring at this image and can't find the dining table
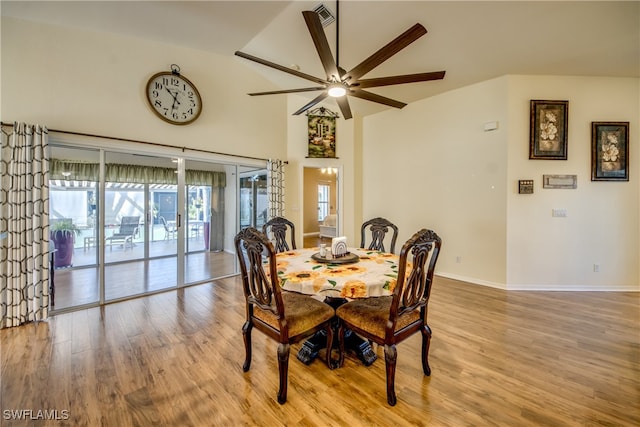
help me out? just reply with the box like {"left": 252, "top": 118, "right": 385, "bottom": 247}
{"left": 275, "top": 246, "right": 402, "bottom": 366}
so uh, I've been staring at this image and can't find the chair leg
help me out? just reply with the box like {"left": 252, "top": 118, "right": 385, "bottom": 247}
{"left": 242, "top": 321, "right": 252, "bottom": 372}
{"left": 325, "top": 323, "right": 336, "bottom": 370}
{"left": 384, "top": 343, "right": 398, "bottom": 406}
{"left": 337, "top": 322, "right": 346, "bottom": 368}
{"left": 277, "top": 342, "right": 290, "bottom": 404}
{"left": 421, "top": 324, "right": 432, "bottom": 376}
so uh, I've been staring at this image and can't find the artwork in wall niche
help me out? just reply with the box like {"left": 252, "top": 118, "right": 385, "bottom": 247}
{"left": 591, "top": 122, "right": 629, "bottom": 181}
{"left": 307, "top": 107, "right": 338, "bottom": 158}
{"left": 529, "top": 100, "right": 569, "bottom": 160}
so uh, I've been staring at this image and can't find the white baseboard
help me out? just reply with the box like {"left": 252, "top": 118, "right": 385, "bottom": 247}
{"left": 436, "top": 272, "right": 640, "bottom": 292}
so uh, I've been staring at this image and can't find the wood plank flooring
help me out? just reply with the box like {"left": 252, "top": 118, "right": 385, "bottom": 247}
{"left": 1, "top": 275, "right": 638, "bottom": 426}
{"left": 52, "top": 251, "right": 235, "bottom": 310}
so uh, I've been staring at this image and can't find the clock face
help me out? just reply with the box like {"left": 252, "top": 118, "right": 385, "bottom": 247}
{"left": 146, "top": 72, "right": 202, "bottom": 125}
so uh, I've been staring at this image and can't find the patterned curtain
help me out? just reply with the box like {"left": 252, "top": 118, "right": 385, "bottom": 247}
{"left": 0, "top": 122, "right": 50, "bottom": 328}
{"left": 267, "top": 159, "right": 286, "bottom": 219}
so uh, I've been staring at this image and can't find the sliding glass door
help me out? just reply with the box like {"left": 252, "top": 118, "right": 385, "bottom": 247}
{"left": 239, "top": 169, "right": 267, "bottom": 230}
{"left": 49, "top": 144, "right": 242, "bottom": 312}
{"left": 102, "top": 151, "right": 179, "bottom": 301}
{"left": 49, "top": 146, "right": 101, "bottom": 309}
{"left": 183, "top": 159, "right": 234, "bottom": 284}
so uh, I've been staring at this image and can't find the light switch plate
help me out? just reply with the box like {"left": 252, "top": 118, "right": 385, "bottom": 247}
{"left": 552, "top": 208, "right": 568, "bottom": 217}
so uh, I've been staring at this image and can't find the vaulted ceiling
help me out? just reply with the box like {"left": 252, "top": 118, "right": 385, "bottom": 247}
{"left": 3, "top": 1, "right": 638, "bottom": 117}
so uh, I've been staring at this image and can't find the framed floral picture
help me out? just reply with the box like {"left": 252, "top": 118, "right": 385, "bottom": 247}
{"left": 529, "top": 100, "right": 569, "bottom": 160}
{"left": 591, "top": 122, "right": 629, "bottom": 181}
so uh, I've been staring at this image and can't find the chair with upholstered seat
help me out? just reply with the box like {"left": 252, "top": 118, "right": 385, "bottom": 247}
{"left": 360, "top": 217, "right": 399, "bottom": 254}
{"left": 337, "top": 228, "right": 442, "bottom": 406}
{"left": 262, "top": 216, "right": 296, "bottom": 252}
{"left": 234, "top": 227, "right": 336, "bottom": 404}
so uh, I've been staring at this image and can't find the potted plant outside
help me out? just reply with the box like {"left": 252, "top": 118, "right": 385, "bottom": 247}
{"left": 50, "top": 219, "right": 80, "bottom": 268}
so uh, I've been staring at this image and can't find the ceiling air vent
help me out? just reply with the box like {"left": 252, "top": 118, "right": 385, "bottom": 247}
{"left": 312, "top": 4, "right": 335, "bottom": 27}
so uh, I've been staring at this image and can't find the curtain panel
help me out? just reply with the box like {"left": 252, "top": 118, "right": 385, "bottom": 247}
{"left": 267, "top": 159, "right": 286, "bottom": 219}
{"left": 0, "top": 122, "right": 50, "bottom": 328}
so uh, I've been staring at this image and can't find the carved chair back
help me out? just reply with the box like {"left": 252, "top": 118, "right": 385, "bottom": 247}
{"left": 235, "top": 227, "right": 285, "bottom": 337}
{"left": 391, "top": 228, "right": 442, "bottom": 336}
{"left": 263, "top": 216, "right": 297, "bottom": 252}
{"left": 360, "top": 217, "right": 399, "bottom": 253}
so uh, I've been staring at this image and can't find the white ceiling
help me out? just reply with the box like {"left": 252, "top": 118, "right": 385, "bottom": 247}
{"left": 3, "top": 1, "right": 639, "bottom": 117}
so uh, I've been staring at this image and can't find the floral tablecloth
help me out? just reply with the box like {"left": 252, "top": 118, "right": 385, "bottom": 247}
{"left": 274, "top": 247, "right": 401, "bottom": 299}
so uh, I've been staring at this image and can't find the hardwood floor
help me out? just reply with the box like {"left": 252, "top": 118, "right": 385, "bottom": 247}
{"left": 52, "top": 251, "right": 236, "bottom": 310}
{"left": 304, "top": 234, "right": 331, "bottom": 249}
{"left": 1, "top": 276, "right": 638, "bottom": 426}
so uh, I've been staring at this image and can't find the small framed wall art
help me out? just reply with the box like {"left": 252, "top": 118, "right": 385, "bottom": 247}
{"left": 542, "top": 174, "right": 577, "bottom": 189}
{"left": 591, "top": 122, "right": 629, "bottom": 181}
{"left": 307, "top": 107, "right": 338, "bottom": 158}
{"left": 529, "top": 100, "right": 569, "bottom": 160}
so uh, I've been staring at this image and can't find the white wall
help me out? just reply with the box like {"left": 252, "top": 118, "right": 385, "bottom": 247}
{"left": 363, "top": 75, "right": 639, "bottom": 291}
{"left": 506, "top": 76, "right": 639, "bottom": 290}
{"left": 1, "top": 17, "right": 287, "bottom": 160}
{"left": 2, "top": 16, "right": 288, "bottom": 256}
{"left": 363, "top": 77, "right": 509, "bottom": 286}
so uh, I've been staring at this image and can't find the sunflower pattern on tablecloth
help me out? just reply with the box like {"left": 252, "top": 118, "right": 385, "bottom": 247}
{"left": 341, "top": 280, "right": 367, "bottom": 298}
{"left": 276, "top": 251, "right": 298, "bottom": 258}
{"left": 284, "top": 270, "right": 320, "bottom": 283}
{"left": 277, "top": 248, "right": 402, "bottom": 298}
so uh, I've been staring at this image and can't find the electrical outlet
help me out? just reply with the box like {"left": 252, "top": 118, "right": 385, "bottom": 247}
{"left": 593, "top": 264, "right": 600, "bottom": 272}
{"left": 456, "top": 256, "right": 462, "bottom": 263}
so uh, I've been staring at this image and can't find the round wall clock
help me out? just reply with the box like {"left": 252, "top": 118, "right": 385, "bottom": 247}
{"left": 146, "top": 64, "right": 202, "bottom": 125}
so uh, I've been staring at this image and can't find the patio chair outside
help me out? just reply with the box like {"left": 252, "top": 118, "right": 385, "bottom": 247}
{"left": 105, "top": 216, "right": 140, "bottom": 251}
{"left": 160, "top": 216, "right": 177, "bottom": 240}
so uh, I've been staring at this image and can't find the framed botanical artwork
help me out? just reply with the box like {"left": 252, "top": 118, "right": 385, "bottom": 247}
{"left": 529, "top": 100, "right": 569, "bottom": 160}
{"left": 591, "top": 122, "right": 629, "bottom": 181}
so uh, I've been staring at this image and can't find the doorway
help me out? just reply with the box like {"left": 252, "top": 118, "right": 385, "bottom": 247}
{"left": 303, "top": 167, "right": 338, "bottom": 246}
{"left": 239, "top": 169, "right": 268, "bottom": 230}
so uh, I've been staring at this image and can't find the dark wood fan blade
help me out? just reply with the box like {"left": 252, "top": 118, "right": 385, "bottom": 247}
{"left": 336, "top": 96, "right": 352, "bottom": 120}
{"left": 248, "top": 87, "right": 326, "bottom": 96}
{"left": 349, "top": 89, "right": 407, "bottom": 109}
{"left": 357, "top": 71, "right": 446, "bottom": 88}
{"left": 235, "top": 51, "right": 327, "bottom": 85}
{"left": 343, "top": 23, "right": 427, "bottom": 82}
{"left": 302, "top": 11, "right": 341, "bottom": 81}
{"left": 293, "top": 92, "right": 329, "bottom": 115}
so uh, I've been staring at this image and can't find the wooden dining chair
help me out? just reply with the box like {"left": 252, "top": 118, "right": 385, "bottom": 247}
{"left": 262, "top": 216, "right": 296, "bottom": 252}
{"left": 234, "top": 227, "right": 336, "bottom": 404}
{"left": 337, "top": 228, "right": 442, "bottom": 406}
{"left": 360, "top": 217, "right": 399, "bottom": 254}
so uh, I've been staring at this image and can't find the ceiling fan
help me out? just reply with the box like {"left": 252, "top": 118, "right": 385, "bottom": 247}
{"left": 234, "top": 5, "right": 445, "bottom": 120}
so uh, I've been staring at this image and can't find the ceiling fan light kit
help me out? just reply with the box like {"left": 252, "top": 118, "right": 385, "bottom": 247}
{"left": 328, "top": 84, "right": 347, "bottom": 98}
{"left": 235, "top": 4, "right": 445, "bottom": 120}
